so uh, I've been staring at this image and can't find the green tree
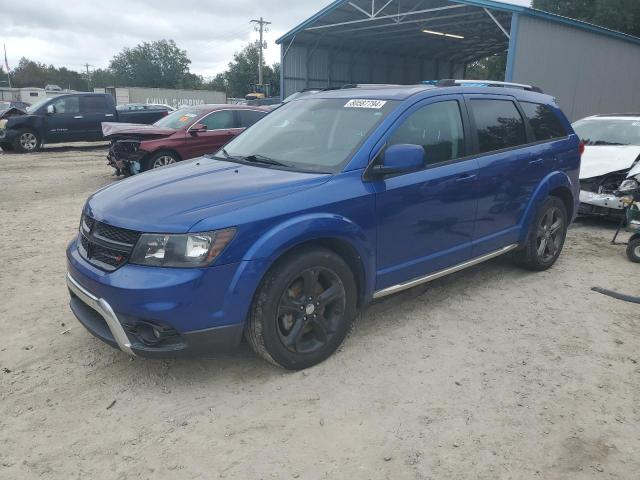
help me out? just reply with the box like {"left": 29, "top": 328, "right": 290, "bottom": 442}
{"left": 466, "top": 54, "right": 507, "bottom": 81}
{"left": 109, "top": 39, "right": 199, "bottom": 88}
{"left": 532, "top": 0, "right": 640, "bottom": 37}
{"left": 215, "top": 43, "right": 280, "bottom": 98}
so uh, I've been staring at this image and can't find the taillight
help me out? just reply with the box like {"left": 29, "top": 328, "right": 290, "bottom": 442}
{"left": 579, "top": 141, "right": 585, "bottom": 156}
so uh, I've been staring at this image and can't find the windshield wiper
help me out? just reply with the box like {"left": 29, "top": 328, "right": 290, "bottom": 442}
{"left": 242, "top": 154, "right": 288, "bottom": 167}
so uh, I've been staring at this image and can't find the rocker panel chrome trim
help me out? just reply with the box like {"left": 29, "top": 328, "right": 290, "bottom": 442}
{"left": 373, "top": 244, "right": 518, "bottom": 299}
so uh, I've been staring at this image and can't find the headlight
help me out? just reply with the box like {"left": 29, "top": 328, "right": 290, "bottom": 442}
{"left": 130, "top": 228, "right": 236, "bottom": 268}
{"left": 618, "top": 177, "right": 639, "bottom": 194}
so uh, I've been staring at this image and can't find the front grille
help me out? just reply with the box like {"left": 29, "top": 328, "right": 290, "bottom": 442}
{"left": 78, "top": 214, "right": 140, "bottom": 271}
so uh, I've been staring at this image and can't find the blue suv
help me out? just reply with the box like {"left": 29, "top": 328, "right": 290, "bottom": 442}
{"left": 66, "top": 81, "right": 581, "bottom": 369}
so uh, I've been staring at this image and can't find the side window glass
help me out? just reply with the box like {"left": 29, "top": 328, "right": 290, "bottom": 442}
{"left": 389, "top": 100, "right": 465, "bottom": 165}
{"left": 52, "top": 96, "right": 80, "bottom": 114}
{"left": 200, "top": 110, "right": 234, "bottom": 130}
{"left": 238, "top": 110, "right": 266, "bottom": 128}
{"left": 470, "top": 99, "right": 526, "bottom": 153}
{"left": 81, "top": 96, "right": 108, "bottom": 114}
{"left": 521, "top": 102, "right": 567, "bottom": 141}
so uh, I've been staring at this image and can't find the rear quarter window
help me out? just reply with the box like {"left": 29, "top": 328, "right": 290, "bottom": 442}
{"left": 521, "top": 102, "right": 567, "bottom": 141}
{"left": 470, "top": 99, "right": 526, "bottom": 154}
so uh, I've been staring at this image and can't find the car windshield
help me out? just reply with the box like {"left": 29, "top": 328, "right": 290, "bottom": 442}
{"left": 219, "top": 97, "right": 398, "bottom": 173}
{"left": 153, "top": 107, "right": 201, "bottom": 129}
{"left": 573, "top": 118, "right": 640, "bottom": 146}
{"left": 26, "top": 97, "right": 51, "bottom": 113}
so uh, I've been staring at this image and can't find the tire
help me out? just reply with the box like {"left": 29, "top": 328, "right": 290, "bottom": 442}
{"left": 512, "top": 196, "right": 568, "bottom": 271}
{"left": 627, "top": 236, "right": 640, "bottom": 263}
{"left": 145, "top": 151, "right": 179, "bottom": 171}
{"left": 12, "top": 129, "right": 42, "bottom": 153}
{"left": 0, "top": 142, "right": 13, "bottom": 151}
{"left": 245, "top": 247, "right": 358, "bottom": 370}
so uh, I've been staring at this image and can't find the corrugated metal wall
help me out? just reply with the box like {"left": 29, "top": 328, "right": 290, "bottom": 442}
{"left": 512, "top": 15, "right": 640, "bottom": 121}
{"left": 282, "top": 44, "right": 464, "bottom": 97}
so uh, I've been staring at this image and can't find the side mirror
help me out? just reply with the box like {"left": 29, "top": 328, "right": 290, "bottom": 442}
{"left": 372, "top": 144, "right": 425, "bottom": 177}
{"left": 46, "top": 104, "right": 56, "bottom": 115}
{"left": 190, "top": 123, "right": 207, "bottom": 134}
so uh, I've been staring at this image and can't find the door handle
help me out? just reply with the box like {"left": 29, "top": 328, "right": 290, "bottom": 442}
{"left": 105, "top": 114, "right": 114, "bottom": 117}
{"left": 454, "top": 174, "right": 477, "bottom": 184}
{"left": 528, "top": 158, "right": 544, "bottom": 166}
{"left": 73, "top": 115, "right": 84, "bottom": 119}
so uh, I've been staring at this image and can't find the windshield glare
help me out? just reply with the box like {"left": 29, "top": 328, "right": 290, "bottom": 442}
{"left": 573, "top": 118, "right": 640, "bottom": 146}
{"left": 220, "top": 98, "right": 398, "bottom": 173}
{"left": 153, "top": 107, "right": 201, "bottom": 129}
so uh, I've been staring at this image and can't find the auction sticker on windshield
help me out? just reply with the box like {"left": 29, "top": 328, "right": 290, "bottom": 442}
{"left": 344, "top": 99, "right": 387, "bottom": 109}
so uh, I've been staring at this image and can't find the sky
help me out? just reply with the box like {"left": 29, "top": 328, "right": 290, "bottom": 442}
{"left": 1, "top": 0, "right": 531, "bottom": 79}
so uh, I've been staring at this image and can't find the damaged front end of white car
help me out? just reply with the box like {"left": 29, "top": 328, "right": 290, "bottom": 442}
{"left": 574, "top": 115, "right": 640, "bottom": 218}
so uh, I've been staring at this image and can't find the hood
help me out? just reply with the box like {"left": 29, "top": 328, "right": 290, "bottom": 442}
{"left": 102, "top": 122, "right": 177, "bottom": 139}
{"left": 86, "top": 158, "right": 330, "bottom": 232}
{"left": 0, "top": 107, "right": 27, "bottom": 120}
{"left": 628, "top": 161, "right": 640, "bottom": 179}
{"left": 580, "top": 145, "right": 640, "bottom": 179}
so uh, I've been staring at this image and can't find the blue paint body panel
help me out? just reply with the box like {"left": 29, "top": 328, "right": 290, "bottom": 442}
{"left": 68, "top": 85, "right": 581, "bottom": 354}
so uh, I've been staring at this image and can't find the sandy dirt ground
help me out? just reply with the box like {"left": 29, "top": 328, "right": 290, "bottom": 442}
{"left": 1, "top": 144, "right": 639, "bottom": 480}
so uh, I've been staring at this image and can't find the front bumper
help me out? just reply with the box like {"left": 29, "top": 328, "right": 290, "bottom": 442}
{"left": 579, "top": 190, "right": 625, "bottom": 215}
{"left": 66, "top": 238, "right": 263, "bottom": 357}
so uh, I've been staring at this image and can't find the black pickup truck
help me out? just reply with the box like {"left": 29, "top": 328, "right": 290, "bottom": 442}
{"left": 0, "top": 93, "right": 170, "bottom": 153}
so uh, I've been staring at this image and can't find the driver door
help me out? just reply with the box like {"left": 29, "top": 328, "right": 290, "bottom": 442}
{"left": 184, "top": 110, "right": 242, "bottom": 159}
{"left": 44, "top": 96, "right": 82, "bottom": 142}
{"left": 372, "top": 96, "right": 480, "bottom": 291}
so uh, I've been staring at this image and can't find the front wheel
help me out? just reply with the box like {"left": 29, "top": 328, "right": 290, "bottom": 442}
{"left": 245, "top": 247, "right": 358, "bottom": 370}
{"left": 12, "top": 129, "right": 42, "bottom": 153}
{"left": 145, "top": 151, "right": 179, "bottom": 170}
{"left": 513, "top": 196, "right": 568, "bottom": 271}
{"left": 627, "top": 236, "right": 640, "bottom": 263}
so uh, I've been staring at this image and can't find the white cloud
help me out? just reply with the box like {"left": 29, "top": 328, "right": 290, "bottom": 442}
{"left": 1, "top": 0, "right": 531, "bottom": 78}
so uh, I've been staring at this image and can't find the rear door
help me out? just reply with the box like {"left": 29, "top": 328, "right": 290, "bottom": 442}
{"left": 465, "top": 95, "right": 542, "bottom": 256}
{"left": 79, "top": 95, "right": 113, "bottom": 140}
{"left": 237, "top": 109, "right": 268, "bottom": 129}
{"left": 183, "top": 110, "right": 241, "bottom": 159}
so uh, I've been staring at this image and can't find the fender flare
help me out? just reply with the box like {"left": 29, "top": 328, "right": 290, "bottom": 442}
{"left": 519, "top": 170, "right": 576, "bottom": 243}
{"left": 232, "top": 213, "right": 377, "bottom": 305}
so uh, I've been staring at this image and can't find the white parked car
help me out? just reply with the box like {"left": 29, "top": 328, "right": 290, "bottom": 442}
{"left": 574, "top": 114, "right": 640, "bottom": 217}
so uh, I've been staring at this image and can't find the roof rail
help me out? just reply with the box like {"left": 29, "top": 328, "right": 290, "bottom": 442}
{"left": 594, "top": 113, "right": 640, "bottom": 117}
{"left": 436, "top": 79, "right": 544, "bottom": 94}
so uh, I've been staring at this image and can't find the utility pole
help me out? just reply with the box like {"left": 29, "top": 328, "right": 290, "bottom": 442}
{"left": 83, "top": 63, "right": 94, "bottom": 92}
{"left": 250, "top": 17, "right": 271, "bottom": 87}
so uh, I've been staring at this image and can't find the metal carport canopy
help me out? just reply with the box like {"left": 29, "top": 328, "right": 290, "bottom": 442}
{"left": 276, "top": 0, "right": 640, "bottom": 98}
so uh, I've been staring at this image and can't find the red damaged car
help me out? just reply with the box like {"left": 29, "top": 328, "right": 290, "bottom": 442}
{"left": 103, "top": 104, "right": 268, "bottom": 175}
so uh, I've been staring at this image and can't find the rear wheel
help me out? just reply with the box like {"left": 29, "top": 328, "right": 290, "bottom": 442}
{"left": 0, "top": 142, "right": 13, "bottom": 151}
{"left": 12, "top": 129, "right": 41, "bottom": 153}
{"left": 513, "top": 196, "right": 568, "bottom": 271}
{"left": 245, "top": 247, "right": 357, "bottom": 370}
{"left": 146, "top": 151, "right": 179, "bottom": 170}
{"left": 627, "top": 236, "right": 640, "bottom": 263}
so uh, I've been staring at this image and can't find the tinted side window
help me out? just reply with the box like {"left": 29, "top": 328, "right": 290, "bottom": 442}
{"left": 238, "top": 110, "right": 266, "bottom": 128}
{"left": 521, "top": 102, "right": 567, "bottom": 141}
{"left": 200, "top": 110, "right": 234, "bottom": 130}
{"left": 52, "top": 96, "right": 80, "bottom": 114}
{"left": 389, "top": 100, "right": 465, "bottom": 165}
{"left": 470, "top": 99, "right": 526, "bottom": 154}
{"left": 81, "top": 96, "right": 109, "bottom": 113}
